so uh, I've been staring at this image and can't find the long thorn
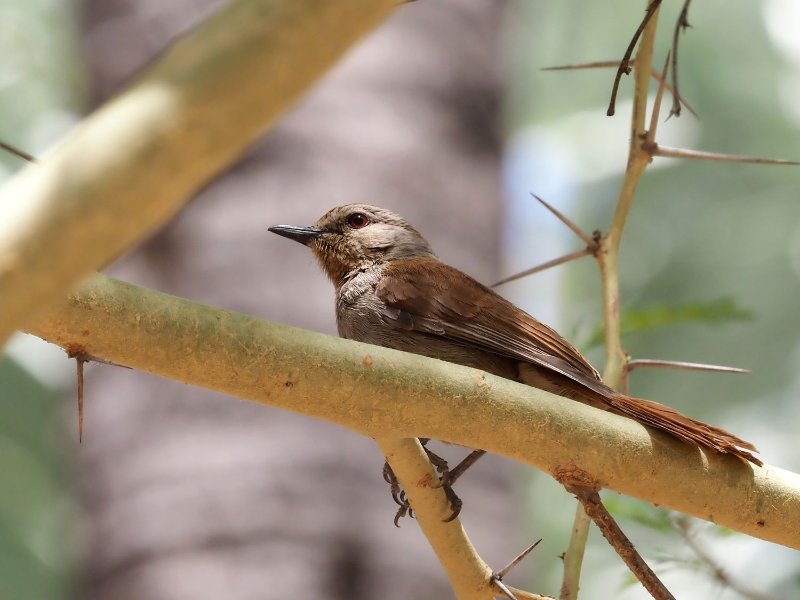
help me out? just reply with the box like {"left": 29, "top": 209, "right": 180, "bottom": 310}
{"left": 496, "top": 539, "right": 543, "bottom": 580}
{"left": 506, "top": 587, "right": 555, "bottom": 600}
{"left": 492, "top": 577, "right": 519, "bottom": 600}
{"left": 0, "top": 141, "right": 36, "bottom": 163}
{"left": 627, "top": 359, "right": 751, "bottom": 375}
{"left": 542, "top": 60, "right": 620, "bottom": 71}
{"left": 492, "top": 248, "right": 592, "bottom": 288}
{"left": 649, "top": 144, "right": 800, "bottom": 165}
{"left": 529, "top": 193, "right": 595, "bottom": 246}
{"left": 541, "top": 61, "right": 698, "bottom": 117}
{"left": 645, "top": 51, "right": 671, "bottom": 146}
{"left": 76, "top": 356, "right": 86, "bottom": 443}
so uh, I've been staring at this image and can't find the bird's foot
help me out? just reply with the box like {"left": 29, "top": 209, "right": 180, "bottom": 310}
{"left": 382, "top": 441, "right": 482, "bottom": 525}
{"left": 382, "top": 461, "right": 414, "bottom": 526}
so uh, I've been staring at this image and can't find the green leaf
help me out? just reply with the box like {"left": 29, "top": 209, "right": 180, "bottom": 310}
{"left": 603, "top": 495, "right": 673, "bottom": 533}
{"left": 585, "top": 298, "right": 754, "bottom": 350}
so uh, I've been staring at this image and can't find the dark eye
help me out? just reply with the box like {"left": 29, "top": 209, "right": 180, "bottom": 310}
{"left": 346, "top": 213, "right": 370, "bottom": 229}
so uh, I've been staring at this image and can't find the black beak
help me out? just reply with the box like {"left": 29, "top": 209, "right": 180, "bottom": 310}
{"left": 268, "top": 225, "right": 325, "bottom": 246}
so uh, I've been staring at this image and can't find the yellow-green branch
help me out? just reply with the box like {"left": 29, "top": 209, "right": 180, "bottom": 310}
{"left": 0, "top": 0, "right": 397, "bottom": 344}
{"left": 29, "top": 274, "right": 800, "bottom": 552}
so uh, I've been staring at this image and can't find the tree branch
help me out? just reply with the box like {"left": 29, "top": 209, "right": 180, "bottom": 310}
{"left": 376, "top": 437, "right": 493, "bottom": 600}
{"left": 28, "top": 274, "right": 800, "bottom": 552}
{"left": 0, "top": 0, "right": 398, "bottom": 345}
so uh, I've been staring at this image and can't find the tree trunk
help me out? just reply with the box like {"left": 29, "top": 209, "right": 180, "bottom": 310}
{"left": 78, "top": 1, "right": 510, "bottom": 598}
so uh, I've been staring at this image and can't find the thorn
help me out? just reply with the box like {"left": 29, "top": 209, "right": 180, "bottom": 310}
{"left": 76, "top": 356, "right": 86, "bottom": 443}
{"left": 542, "top": 60, "right": 620, "bottom": 72}
{"left": 648, "top": 144, "right": 800, "bottom": 165}
{"left": 0, "top": 140, "right": 36, "bottom": 163}
{"left": 645, "top": 51, "right": 671, "bottom": 146}
{"left": 541, "top": 60, "right": 698, "bottom": 117}
{"left": 529, "top": 193, "right": 596, "bottom": 246}
{"left": 492, "top": 248, "right": 592, "bottom": 287}
{"left": 650, "top": 68, "right": 698, "bottom": 118}
{"left": 626, "top": 359, "right": 751, "bottom": 375}
{"left": 496, "top": 539, "right": 543, "bottom": 580}
{"left": 491, "top": 576, "right": 519, "bottom": 600}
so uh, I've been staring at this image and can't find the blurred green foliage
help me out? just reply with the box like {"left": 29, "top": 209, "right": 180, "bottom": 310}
{"left": 0, "top": 0, "right": 86, "bottom": 598}
{"left": 0, "top": 358, "right": 74, "bottom": 600}
{"left": 583, "top": 297, "right": 755, "bottom": 350}
{"left": 508, "top": 0, "right": 800, "bottom": 598}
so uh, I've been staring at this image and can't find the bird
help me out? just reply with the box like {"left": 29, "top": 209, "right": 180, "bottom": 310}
{"left": 269, "top": 204, "right": 761, "bottom": 521}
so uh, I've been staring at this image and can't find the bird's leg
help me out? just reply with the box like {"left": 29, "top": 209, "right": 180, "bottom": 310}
{"left": 443, "top": 449, "right": 486, "bottom": 485}
{"left": 382, "top": 441, "right": 483, "bottom": 524}
{"left": 420, "top": 438, "right": 452, "bottom": 477}
{"left": 382, "top": 461, "right": 406, "bottom": 508}
{"left": 382, "top": 460, "right": 416, "bottom": 526}
{"left": 428, "top": 448, "right": 486, "bottom": 522}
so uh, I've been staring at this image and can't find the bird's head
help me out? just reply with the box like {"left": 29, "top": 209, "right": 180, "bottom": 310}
{"left": 269, "top": 204, "right": 436, "bottom": 285}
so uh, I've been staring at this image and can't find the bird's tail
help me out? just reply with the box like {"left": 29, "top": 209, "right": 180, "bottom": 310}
{"left": 607, "top": 392, "right": 762, "bottom": 466}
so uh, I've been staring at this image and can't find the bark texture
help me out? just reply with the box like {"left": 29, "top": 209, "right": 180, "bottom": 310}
{"left": 77, "top": 1, "right": 509, "bottom": 598}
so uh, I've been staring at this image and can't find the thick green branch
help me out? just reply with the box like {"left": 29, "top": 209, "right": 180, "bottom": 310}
{"left": 29, "top": 274, "right": 800, "bottom": 551}
{"left": 0, "top": 0, "right": 397, "bottom": 344}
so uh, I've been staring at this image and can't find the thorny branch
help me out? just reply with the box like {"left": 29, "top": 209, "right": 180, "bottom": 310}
{"left": 607, "top": 0, "right": 663, "bottom": 116}
{"left": 557, "top": 468, "right": 676, "bottom": 600}
{"left": 670, "top": 516, "right": 781, "bottom": 600}
{"left": 543, "top": 61, "right": 697, "bottom": 118}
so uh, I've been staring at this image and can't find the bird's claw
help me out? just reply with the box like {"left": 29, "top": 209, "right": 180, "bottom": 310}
{"left": 382, "top": 447, "right": 463, "bottom": 525}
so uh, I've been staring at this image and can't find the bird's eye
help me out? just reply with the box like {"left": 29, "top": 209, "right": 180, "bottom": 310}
{"left": 346, "top": 213, "right": 370, "bottom": 229}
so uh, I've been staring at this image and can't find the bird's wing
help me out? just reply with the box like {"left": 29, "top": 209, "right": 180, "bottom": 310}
{"left": 375, "top": 257, "right": 609, "bottom": 396}
{"left": 376, "top": 257, "right": 762, "bottom": 464}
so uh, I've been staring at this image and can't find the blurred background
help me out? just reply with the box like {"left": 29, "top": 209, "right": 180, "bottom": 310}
{"left": 0, "top": 0, "right": 798, "bottom": 599}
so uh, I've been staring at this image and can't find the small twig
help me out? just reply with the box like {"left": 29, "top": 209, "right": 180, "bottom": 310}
{"left": 646, "top": 144, "right": 800, "bottom": 165}
{"left": 627, "top": 359, "right": 751, "bottom": 375}
{"left": 505, "top": 588, "right": 555, "bottom": 600}
{"left": 542, "top": 61, "right": 698, "bottom": 117}
{"left": 0, "top": 140, "right": 37, "bottom": 163}
{"left": 670, "top": 0, "right": 693, "bottom": 118}
{"left": 492, "top": 248, "right": 592, "bottom": 288}
{"left": 557, "top": 469, "right": 676, "bottom": 600}
{"left": 559, "top": 503, "right": 592, "bottom": 600}
{"left": 645, "top": 52, "right": 671, "bottom": 146}
{"left": 670, "top": 516, "right": 781, "bottom": 600}
{"left": 607, "top": 0, "right": 664, "bottom": 116}
{"left": 442, "top": 449, "right": 486, "bottom": 485}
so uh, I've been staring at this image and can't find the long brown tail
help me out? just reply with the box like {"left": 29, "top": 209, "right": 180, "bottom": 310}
{"left": 607, "top": 392, "right": 762, "bottom": 466}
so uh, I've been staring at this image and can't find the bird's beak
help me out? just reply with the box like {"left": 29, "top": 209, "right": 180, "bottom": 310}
{"left": 268, "top": 224, "right": 325, "bottom": 246}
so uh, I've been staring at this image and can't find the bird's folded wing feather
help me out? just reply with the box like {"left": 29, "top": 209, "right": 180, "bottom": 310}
{"left": 375, "top": 257, "right": 762, "bottom": 464}
{"left": 375, "top": 257, "right": 611, "bottom": 397}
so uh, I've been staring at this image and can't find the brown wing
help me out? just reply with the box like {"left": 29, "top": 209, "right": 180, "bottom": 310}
{"left": 375, "top": 257, "right": 610, "bottom": 396}
{"left": 375, "top": 257, "right": 762, "bottom": 465}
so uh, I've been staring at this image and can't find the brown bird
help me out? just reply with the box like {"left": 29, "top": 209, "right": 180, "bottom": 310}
{"left": 270, "top": 204, "right": 761, "bottom": 519}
